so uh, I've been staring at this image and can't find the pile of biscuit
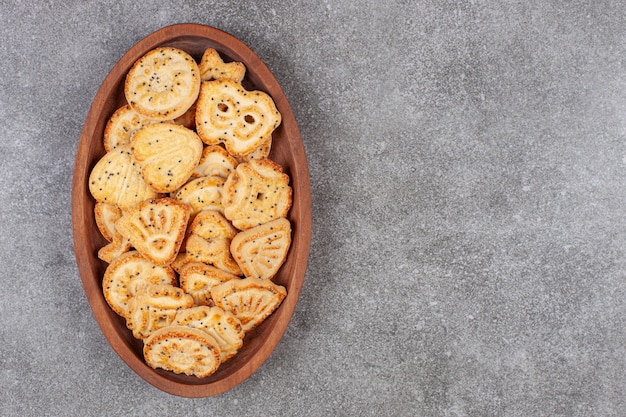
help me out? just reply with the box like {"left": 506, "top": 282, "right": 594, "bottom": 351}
{"left": 88, "top": 46, "right": 293, "bottom": 378}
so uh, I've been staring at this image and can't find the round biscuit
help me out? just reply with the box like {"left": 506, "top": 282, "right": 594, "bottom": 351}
{"left": 125, "top": 47, "right": 200, "bottom": 120}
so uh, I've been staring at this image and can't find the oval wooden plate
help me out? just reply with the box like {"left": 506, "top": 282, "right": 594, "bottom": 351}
{"left": 72, "top": 23, "right": 311, "bottom": 397}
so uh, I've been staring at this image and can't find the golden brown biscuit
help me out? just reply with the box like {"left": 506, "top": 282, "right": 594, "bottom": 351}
{"left": 211, "top": 277, "right": 287, "bottom": 332}
{"left": 170, "top": 252, "right": 195, "bottom": 274}
{"left": 172, "top": 101, "right": 196, "bottom": 129}
{"left": 131, "top": 123, "right": 203, "bottom": 193}
{"left": 103, "top": 104, "right": 162, "bottom": 152}
{"left": 188, "top": 210, "right": 237, "bottom": 240}
{"left": 221, "top": 158, "right": 292, "bottom": 230}
{"left": 184, "top": 210, "right": 238, "bottom": 272}
{"left": 126, "top": 284, "right": 195, "bottom": 339}
{"left": 173, "top": 305, "right": 244, "bottom": 362}
{"left": 94, "top": 202, "right": 122, "bottom": 242}
{"left": 143, "top": 325, "right": 221, "bottom": 378}
{"left": 114, "top": 197, "right": 190, "bottom": 266}
{"left": 185, "top": 234, "right": 242, "bottom": 276}
{"left": 230, "top": 218, "right": 291, "bottom": 280}
{"left": 125, "top": 47, "right": 200, "bottom": 120}
{"left": 198, "top": 48, "right": 246, "bottom": 83}
{"left": 102, "top": 251, "right": 177, "bottom": 318}
{"left": 192, "top": 145, "right": 238, "bottom": 179}
{"left": 171, "top": 175, "right": 225, "bottom": 216}
{"left": 195, "top": 80, "right": 281, "bottom": 157}
{"left": 97, "top": 230, "right": 132, "bottom": 264}
{"left": 178, "top": 262, "right": 239, "bottom": 306}
{"left": 88, "top": 144, "right": 160, "bottom": 210}
{"left": 236, "top": 136, "right": 272, "bottom": 163}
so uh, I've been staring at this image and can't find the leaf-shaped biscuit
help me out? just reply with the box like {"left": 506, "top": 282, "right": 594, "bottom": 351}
{"left": 143, "top": 325, "right": 221, "bottom": 378}
{"left": 131, "top": 123, "right": 203, "bottom": 193}
{"left": 115, "top": 197, "right": 190, "bottom": 266}
{"left": 210, "top": 277, "right": 287, "bottom": 332}
{"left": 230, "top": 218, "right": 291, "bottom": 280}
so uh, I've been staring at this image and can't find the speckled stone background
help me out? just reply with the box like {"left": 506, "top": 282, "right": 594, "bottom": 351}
{"left": 1, "top": 1, "right": 624, "bottom": 416}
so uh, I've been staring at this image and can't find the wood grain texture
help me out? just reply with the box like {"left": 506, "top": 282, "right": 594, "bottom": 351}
{"left": 71, "top": 23, "right": 311, "bottom": 397}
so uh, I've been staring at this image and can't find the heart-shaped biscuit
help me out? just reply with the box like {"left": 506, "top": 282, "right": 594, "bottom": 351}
{"left": 131, "top": 123, "right": 203, "bottom": 193}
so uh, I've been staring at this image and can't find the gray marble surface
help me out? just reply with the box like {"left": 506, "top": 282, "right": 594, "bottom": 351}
{"left": 1, "top": 1, "right": 624, "bottom": 416}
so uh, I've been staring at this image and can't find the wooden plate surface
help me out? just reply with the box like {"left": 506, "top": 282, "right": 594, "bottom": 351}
{"left": 71, "top": 23, "right": 311, "bottom": 397}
